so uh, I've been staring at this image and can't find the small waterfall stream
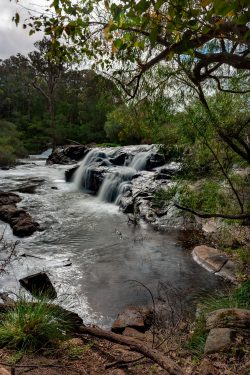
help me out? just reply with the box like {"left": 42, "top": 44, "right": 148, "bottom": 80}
{"left": 71, "top": 147, "right": 153, "bottom": 204}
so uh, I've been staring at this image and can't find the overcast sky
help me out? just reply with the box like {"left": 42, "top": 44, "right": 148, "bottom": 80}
{"left": 0, "top": 0, "right": 46, "bottom": 59}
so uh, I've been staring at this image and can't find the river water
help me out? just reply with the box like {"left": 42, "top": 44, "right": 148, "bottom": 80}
{"left": 0, "top": 153, "right": 222, "bottom": 328}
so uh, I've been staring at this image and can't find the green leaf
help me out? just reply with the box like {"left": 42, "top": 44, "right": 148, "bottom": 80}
{"left": 14, "top": 13, "right": 20, "bottom": 26}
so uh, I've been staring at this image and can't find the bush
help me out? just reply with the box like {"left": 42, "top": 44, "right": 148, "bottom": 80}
{"left": 0, "top": 120, "right": 27, "bottom": 166}
{"left": 0, "top": 297, "right": 75, "bottom": 351}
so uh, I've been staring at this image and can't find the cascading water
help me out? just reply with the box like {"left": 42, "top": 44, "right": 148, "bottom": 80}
{"left": 98, "top": 151, "right": 152, "bottom": 204}
{"left": 129, "top": 151, "right": 151, "bottom": 171}
{"left": 71, "top": 147, "right": 153, "bottom": 204}
{"left": 71, "top": 149, "right": 108, "bottom": 191}
{"left": 98, "top": 167, "right": 135, "bottom": 203}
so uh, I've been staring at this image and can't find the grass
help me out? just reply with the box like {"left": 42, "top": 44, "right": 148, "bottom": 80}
{"left": 0, "top": 297, "right": 76, "bottom": 351}
{"left": 186, "top": 281, "right": 250, "bottom": 358}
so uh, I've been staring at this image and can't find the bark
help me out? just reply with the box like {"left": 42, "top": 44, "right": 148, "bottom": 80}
{"left": 79, "top": 325, "right": 186, "bottom": 375}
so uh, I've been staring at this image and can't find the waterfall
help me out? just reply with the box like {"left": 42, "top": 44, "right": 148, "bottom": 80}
{"left": 71, "top": 147, "right": 153, "bottom": 204}
{"left": 71, "top": 149, "right": 107, "bottom": 191}
{"left": 98, "top": 168, "right": 134, "bottom": 203}
{"left": 129, "top": 151, "right": 151, "bottom": 171}
{"left": 98, "top": 151, "right": 151, "bottom": 204}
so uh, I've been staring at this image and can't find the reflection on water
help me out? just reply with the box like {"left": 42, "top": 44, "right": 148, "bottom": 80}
{"left": 0, "top": 155, "right": 222, "bottom": 328}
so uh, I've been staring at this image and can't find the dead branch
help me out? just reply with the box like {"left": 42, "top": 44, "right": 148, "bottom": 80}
{"left": 79, "top": 325, "right": 186, "bottom": 375}
{"left": 174, "top": 202, "right": 250, "bottom": 220}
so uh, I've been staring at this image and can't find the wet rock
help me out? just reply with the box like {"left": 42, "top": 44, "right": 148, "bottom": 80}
{"left": 111, "top": 306, "right": 153, "bottom": 333}
{"left": 51, "top": 186, "right": 58, "bottom": 190}
{"left": 110, "top": 152, "right": 127, "bottom": 166}
{"left": 82, "top": 167, "right": 106, "bottom": 193}
{"left": 0, "top": 191, "right": 21, "bottom": 205}
{"left": 206, "top": 308, "right": 250, "bottom": 330}
{"left": 0, "top": 204, "right": 39, "bottom": 237}
{"left": 19, "top": 272, "right": 57, "bottom": 299}
{"left": 145, "top": 153, "right": 166, "bottom": 170}
{"left": 119, "top": 195, "right": 134, "bottom": 214}
{"left": 204, "top": 328, "right": 236, "bottom": 354}
{"left": 47, "top": 145, "right": 89, "bottom": 165}
{"left": 65, "top": 165, "right": 79, "bottom": 182}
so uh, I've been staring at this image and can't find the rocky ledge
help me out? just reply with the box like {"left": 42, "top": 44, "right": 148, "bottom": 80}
{"left": 192, "top": 245, "right": 239, "bottom": 282}
{"left": 0, "top": 191, "right": 39, "bottom": 237}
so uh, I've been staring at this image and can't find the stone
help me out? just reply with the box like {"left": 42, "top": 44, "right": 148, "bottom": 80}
{"left": 216, "top": 260, "right": 238, "bottom": 282}
{"left": 192, "top": 245, "right": 228, "bottom": 272}
{"left": 110, "top": 152, "right": 127, "bottom": 166}
{"left": 0, "top": 191, "right": 21, "bottom": 205}
{"left": 122, "top": 327, "right": 146, "bottom": 340}
{"left": 204, "top": 328, "right": 235, "bottom": 354}
{"left": 19, "top": 272, "right": 57, "bottom": 299}
{"left": 65, "top": 165, "right": 79, "bottom": 182}
{"left": 146, "top": 153, "right": 166, "bottom": 170}
{"left": 0, "top": 202, "right": 39, "bottom": 237}
{"left": 206, "top": 308, "right": 250, "bottom": 330}
{"left": 46, "top": 145, "right": 89, "bottom": 165}
{"left": 0, "top": 367, "right": 11, "bottom": 375}
{"left": 111, "top": 306, "right": 153, "bottom": 333}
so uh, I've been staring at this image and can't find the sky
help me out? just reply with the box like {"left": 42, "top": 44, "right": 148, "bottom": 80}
{"left": 0, "top": 0, "right": 46, "bottom": 59}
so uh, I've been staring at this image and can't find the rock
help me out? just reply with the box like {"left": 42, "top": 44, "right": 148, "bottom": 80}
{"left": 19, "top": 272, "right": 57, "bottom": 299}
{"left": 111, "top": 306, "right": 153, "bottom": 333}
{"left": 122, "top": 327, "right": 146, "bottom": 340}
{"left": 204, "top": 328, "right": 235, "bottom": 354}
{"left": 0, "top": 191, "right": 39, "bottom": 237}
{"left": 110, "top": 152, "right": 127, "bottom": 166}
{"left": 192, "top": 245, "right": 228, "bottom": 272}
{"left": 12, "top": 213, "right": 39, "bottom": 237}
{"left": 46, "top": 145, "right": 89, "bottom": 165}
{"left": 216, "top": 260, "right": 238, "bottom": 282}
{"left": 65, "top": 165, "right": 79, "bottom": 182}
{"left": 0, "top": 191, "right": 21, "bottom": 205}
{"left": 0, "top": 367, "right": 11, "bottom": 375}
{"left": 206, "top": 308, "right": 250, "bottom": 330}
{"left": 146, "top": 153, "right": 166, "bottom": 170}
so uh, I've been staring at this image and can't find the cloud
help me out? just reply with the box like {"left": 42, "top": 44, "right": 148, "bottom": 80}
{"left": 0, "top": 0, "right": 45, "bottom": 59}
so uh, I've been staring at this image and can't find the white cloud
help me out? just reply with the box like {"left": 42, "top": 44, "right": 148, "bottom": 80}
{"left": 0, "top": 0, "right": 46, "bottom": 59}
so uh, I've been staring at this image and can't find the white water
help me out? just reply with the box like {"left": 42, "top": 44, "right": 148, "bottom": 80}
{"left": 71, "top": 147, "right": 153, "bottom": 204}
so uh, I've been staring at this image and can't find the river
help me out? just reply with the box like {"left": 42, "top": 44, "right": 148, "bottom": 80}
{"left": 0, "top": 152, "right": 222, "bottom": 328}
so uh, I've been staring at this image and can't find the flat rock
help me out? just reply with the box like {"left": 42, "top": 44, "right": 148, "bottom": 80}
{"left": 0, "top": 191, "right": 21, "bottom": 205}
{"left": 192, "top": 245, "right": 228, "bottom": 272}
{"left": 111, "top": 306, "right": 152, "bottom": 333}
{"left": 204, "top": 328, "right": 235, "bottom": 354}
{"left": 206, "top": 308, "right": 250, "bottom": 330}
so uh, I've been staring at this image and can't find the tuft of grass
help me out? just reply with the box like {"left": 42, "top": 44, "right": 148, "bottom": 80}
{"left": 0, "top": 297, "right": 76, "bottom": 351}
{"left": 186, "top": 282, "right": 250, "bottom": 358}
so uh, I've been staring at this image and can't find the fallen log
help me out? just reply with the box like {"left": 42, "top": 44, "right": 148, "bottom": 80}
{"left": 79, "top": 325, "right": 186, "bottom": 375}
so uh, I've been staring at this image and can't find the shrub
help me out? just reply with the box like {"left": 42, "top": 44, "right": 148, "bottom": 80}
{"left": 0, "top": 297, "right": 76, "bottom": 351}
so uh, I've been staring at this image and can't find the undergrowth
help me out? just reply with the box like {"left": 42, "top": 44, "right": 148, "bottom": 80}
{"left": 0, "top": 297, "right": 75, "bottom": 351}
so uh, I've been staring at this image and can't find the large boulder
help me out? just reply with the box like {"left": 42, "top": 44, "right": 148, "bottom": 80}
{"left": 47, "top": 145, "right": 89, "bottom": 165}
